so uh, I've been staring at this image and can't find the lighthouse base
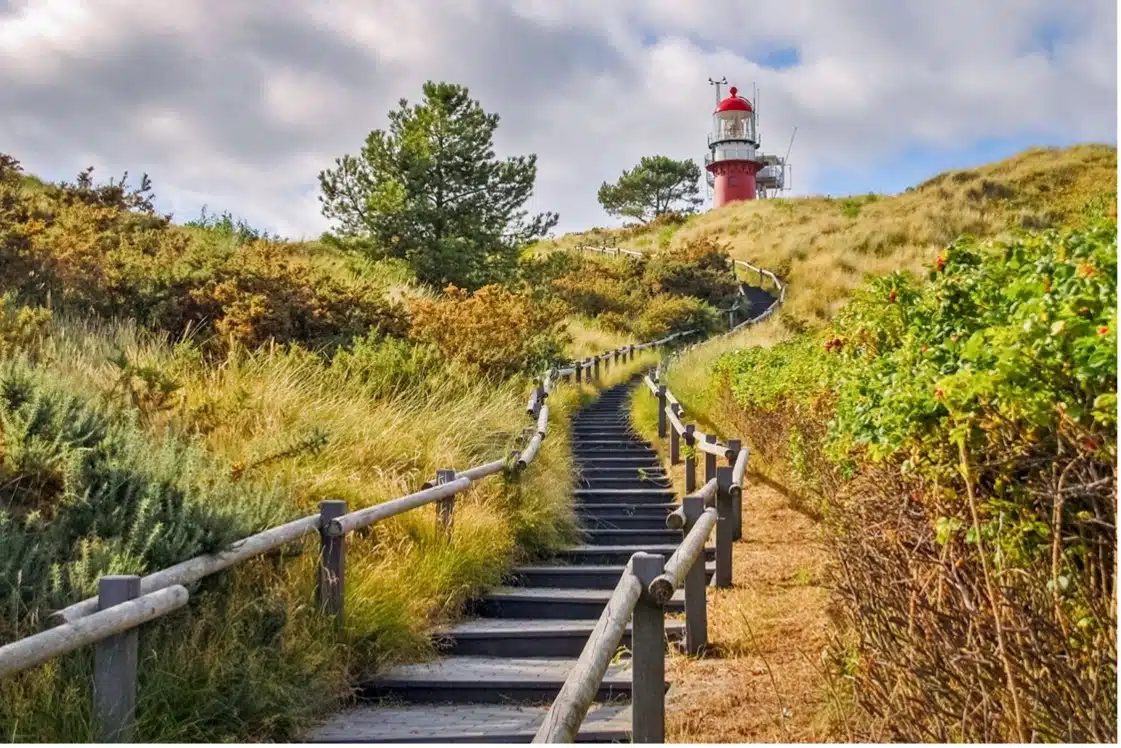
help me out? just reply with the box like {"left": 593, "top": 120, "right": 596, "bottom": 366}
{"left": 708, "top": 160, "right": 760, "bottom": 208}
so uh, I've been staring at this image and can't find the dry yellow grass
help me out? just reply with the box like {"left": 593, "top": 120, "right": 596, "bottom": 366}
{"left": 537, "top": 144, "right": 1117, "bottom": 325}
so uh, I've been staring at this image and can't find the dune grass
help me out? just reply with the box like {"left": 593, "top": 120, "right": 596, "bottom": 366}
{"left": 0, "top": 311, "right": 659, "bottom": 742}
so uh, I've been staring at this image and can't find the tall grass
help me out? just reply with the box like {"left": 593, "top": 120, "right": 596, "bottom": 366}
{"left": 0, "top": 313, "right": 658, "bottom": 741}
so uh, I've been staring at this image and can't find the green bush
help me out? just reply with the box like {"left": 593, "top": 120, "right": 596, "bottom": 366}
{"left": 715, "top": 220, "right": 1117, "bottom": 741}
{"left": 634, "top": 294, "right": 722, "bottom": 340}
{"left": 642, "top": 236, "right": 740, "bottom": 307}
{"left": 0, "top": 359, "right": 287, "bottom": 638}
{"left": 0, "top": 155, "right": 409, "bottom": 353}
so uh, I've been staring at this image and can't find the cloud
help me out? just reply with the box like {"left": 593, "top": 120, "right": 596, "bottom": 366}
{"left": 0, "top": 0, "right": 1115, "bottom": 239}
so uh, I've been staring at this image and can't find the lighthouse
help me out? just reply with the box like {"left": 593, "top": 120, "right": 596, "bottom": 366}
{"left": 703, "top": 81, "right": 792, "bottom": 206}
{"left": 704, "top": 86, "right": 760, "bottom": 207}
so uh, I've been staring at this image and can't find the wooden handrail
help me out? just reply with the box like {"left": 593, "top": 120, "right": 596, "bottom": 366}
{"left": 650, "top": 507, "right": 718, "bottom": 604}
{"left": 0, "top": 586, "right": 190, "bottom": 679}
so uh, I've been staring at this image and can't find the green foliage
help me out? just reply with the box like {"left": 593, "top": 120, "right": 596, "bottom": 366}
{"left": 0, "top": 154, "right": 409, "bottom": 353}
{"left": 714, "top": 220, "right": 1118, "bottom": 740}
{"left": 408, "top": 285, "right": 569, "bottom": 378}
{"left": 642, "top": 236, "right": 740, "bottom": 307}
{"left": 633, "top": 294, "right": 722, "bottom": 340}
{"left": 0, "top": 359, "right": 286, "bottom": 638}
{"left": 184, "top": 205, "right": 277, "bottom": 245}
{"left": 318, "top": 81, "right": 558, "bottom": 290}
{"left": 597, "top": 155, "right": 703, "bottom": 223}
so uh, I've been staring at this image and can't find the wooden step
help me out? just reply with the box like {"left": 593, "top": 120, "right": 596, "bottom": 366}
{"left": 555, "top": 544, "right": 714, "bottom": 566}
{"left": 508, "top": 564, "right": 713, "bottom": 591}
{"left": 305, "top": 702, "right": 633, "bottom": 743}
{"left": 357, "top": 656, "right": 645, "bottom": 704}
{"left": 433, "top": 617, "right": 685, "bottom": 657}
{"left": 469, "top": 586, "right": 685, "bottom": 619}
{"left": 581, "top": 527, "right": 682, "bottom": 545}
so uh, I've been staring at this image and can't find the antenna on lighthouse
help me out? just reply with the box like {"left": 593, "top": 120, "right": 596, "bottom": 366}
{"left": 707, "top": 76, "right": 727, "bottom": 105}
{"left": 782, "top": 126, "right": 798, "bottom": 193}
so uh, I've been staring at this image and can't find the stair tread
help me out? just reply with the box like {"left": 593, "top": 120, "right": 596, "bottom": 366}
{"left": 435, "top": 617, "right": 685, "bottom": 637}
{"left": 305, "top": 702, "right": 632, "bottom": 743}
{"left": 367, "top": 656, "right": 633, "bottom": 686}
{"left": 482, "top": 587, "right": 685, "bottom": 603}
{"left": 575, "top": 488, "right": 675, "bottom": 494}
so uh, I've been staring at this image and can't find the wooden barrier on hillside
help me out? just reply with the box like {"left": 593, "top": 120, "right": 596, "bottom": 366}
{"left": 573, "top": 243, "right": 787, "bottom": 333}
{"left": 0, "top": 325, "right": 700, "bottom": 742}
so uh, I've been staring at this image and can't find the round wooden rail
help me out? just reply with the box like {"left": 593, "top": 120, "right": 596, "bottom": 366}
{"left": 650, "top": 507, "right": 718, "bottom": 605}
{"left": 532, "top": 561, "right": 645, "bottom": 743}
{"left": 2, "top": 586, "right": 189, "bottom": 678}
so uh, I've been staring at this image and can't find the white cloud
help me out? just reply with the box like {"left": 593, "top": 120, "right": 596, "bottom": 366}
{"left": 0, "top": 0, "right": 1115, "bottom": 239}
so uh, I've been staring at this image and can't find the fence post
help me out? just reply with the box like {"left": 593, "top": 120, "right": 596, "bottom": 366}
{"left": 727, "top": 439, "right": 743, "bottom": 541}
{"left": 593, "top": 356, "right": 600, "bottom": 381}
{"left": 575, "top": 361, "right": 583, "bottom": 383}
{"left": 669, "top": 408, "right": 681, "bottom": 465}
{"left": 683, "top": 424, "right": 696, "bottom": 493}
{"left": 94, "top": 575, "right": 141, "bottom": 743}
{"left": 629, "top": 345, "right": 635, "bottom": 362}
{"left": 656, "top": 386, "right": 667, "bottom": 439}
{"left": 630, "top": 552, "right": 666, "bottom": 744}
{"left": 681, "top": 496, "right": 708, "bottom": 655}
{"left": 715, "top": 467, "right": 734, "bottom": 588}
{"left": 613, "top": 348, "right": 619, "bottom": 365}
{"left": 317, "top": 500, "right": 347, "bottom": 619}
{"left": 703, "top": 434, "right": 717, "bottom": 484}
{"left": 435, "top": 469, "right": 456, "bottom": 538}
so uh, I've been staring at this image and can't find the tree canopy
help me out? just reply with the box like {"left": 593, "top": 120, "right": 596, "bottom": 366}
{"left": 596, "top": 155, "right": 703, "bottom": 223}
{"left": 318, "top": 81, "right": 558, "bottom": 290}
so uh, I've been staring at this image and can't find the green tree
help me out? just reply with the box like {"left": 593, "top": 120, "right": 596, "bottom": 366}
{"left": 597, "top": 155, "right": 703, "bottom": 223}
{"left": 318, "top": 81, "right": 558, "bottom": 290}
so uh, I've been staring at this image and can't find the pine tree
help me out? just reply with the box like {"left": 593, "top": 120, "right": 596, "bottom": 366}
{"left": 319, "top": 81, "right": 558, "bottom": 290}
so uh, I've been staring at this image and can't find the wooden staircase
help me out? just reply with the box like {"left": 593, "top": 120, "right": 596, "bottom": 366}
{"left": 305, "top": 379, "right": 710, "bottom": 743}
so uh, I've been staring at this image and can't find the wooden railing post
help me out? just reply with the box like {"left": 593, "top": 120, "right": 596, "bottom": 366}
{"left": 669, "top": 408, "right": 681, "bottom": 465}
{"left": 704, "top": 433, "right": 717, "bottom": 484}
{"left": 715, "top": 468, "right": 734, "bottom": 588}
{"left": 656, "top": 386, "right": 667, "bottom": 439}
{"left": 630, "top": 552, "right": 666, "bottom": 744}
{"left": 317, "top": 500, "right": 347, "bottom": 619}
{"left": 593, "top": 356, "right": 600, "bottom": 382}
{"left": 94, "top": 575, "right": 141, "bottom": 743}
{"left": 435, "top": 469, "right": 456, "bottom": 537}
{"left": 683, "top": 424, "right": 696, "bottom": 493}
{"left": 575, "top": 361, "right": 583, "bottom": 383}
{"left": 727, "top": 439, "right": 743, "bottom": 541}
{"left": 681, "top": 496, "right": 708, "bottom": 655}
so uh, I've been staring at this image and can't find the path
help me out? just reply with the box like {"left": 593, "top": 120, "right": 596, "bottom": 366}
{"left": 306, "top": 379, "right": 712, "bottom": 743}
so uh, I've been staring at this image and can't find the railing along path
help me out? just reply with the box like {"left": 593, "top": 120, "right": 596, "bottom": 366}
{"left": 533, "top": 372, "right": 751, "bottom": 743}
{"left": 0, "top": 330, "right": 694, "bottom": 742}
{"left": 572, "top": 241, "right": 786, "bottom": 333}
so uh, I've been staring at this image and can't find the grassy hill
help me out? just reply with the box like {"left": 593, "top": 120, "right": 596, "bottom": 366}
{"left": 631, "top": 144, "right": 1117, "bottom": 741}
{"left": 538, "top": 144, "right": 1117, "bottom": 325}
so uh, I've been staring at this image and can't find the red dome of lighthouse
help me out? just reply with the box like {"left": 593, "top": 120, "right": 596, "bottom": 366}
{"left": 715, "top": 86, "right": 752, "bottom": 113}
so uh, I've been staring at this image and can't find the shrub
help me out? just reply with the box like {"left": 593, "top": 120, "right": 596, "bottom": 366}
{"left": 713, "top": 221, "right": 1117, "bottom": 741}
{"left": 0, "top": 359, "right": 286, "bottom": 638}
{"left": 409, "top": 285, "right": 569, "bottom": 378}
{"left": 633, "top": 294, "right": 722, "bottom": 340}
{"left": 642, "top": 236, "right": 740, "bottom": 306}
{"left": 0, "top": 154, "right": 408, "bottom": 353}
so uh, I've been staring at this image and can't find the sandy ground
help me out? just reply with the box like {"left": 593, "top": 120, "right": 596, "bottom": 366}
{"left": 663, "top": 473, "right": 849, "bottom": 743}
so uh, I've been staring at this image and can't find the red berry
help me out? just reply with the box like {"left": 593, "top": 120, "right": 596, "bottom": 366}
{"left": 921, "top": 345, "right": 929, "bottom": 353}
{"left": 888, "top": 289, "right": 897, "bottom": 303}
{"left": 934, "top": 389, "right": 944, "bottom": 398}
{"left": 935, "top": 256, "right": 945, "bottom": 271}
{"left": 1098, "top": 326, "right": 1109, "bottom": 336}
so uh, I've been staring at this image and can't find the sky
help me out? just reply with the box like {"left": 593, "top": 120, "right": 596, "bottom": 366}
{"left": 1, "top": 0, "right": 1117, "bottom": 240}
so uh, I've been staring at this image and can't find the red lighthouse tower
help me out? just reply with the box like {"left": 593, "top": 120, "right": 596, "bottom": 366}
{"left": 704, "top": 85, "right": 761, "bottom": 207}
